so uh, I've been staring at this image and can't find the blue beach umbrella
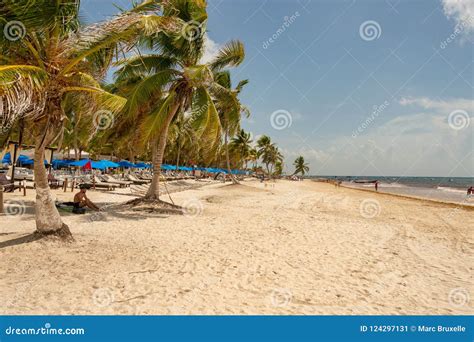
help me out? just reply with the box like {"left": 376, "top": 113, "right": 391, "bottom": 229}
{"left": 52, "top": 159, "right": 70, "bottom": 168}
{"left": 161, "top": 164, "right": 175, "bottom": 170}
{"left": 91, "top": 160, "right": 106, "bottom": 170}
{"left": 68, "top": 159, "right": 90, "bottom": 167}
{"left": 1, "top": 152, "right": 11, "bottom": 164}
{"left": 134, "top": 162, "right": 151, "bottom": 169}
{"left": 69, "top": 159, "right": 106, "bottom": 170}
{"left": 100, "top": 160, "right": 120, "bottom": 168}
{"left": 118, "top": 160, "right": 136, "bottom": 168}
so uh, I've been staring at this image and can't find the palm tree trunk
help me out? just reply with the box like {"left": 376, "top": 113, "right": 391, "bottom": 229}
{"left": 175, "top": 140, "right": 181, "bottom": 170}
{"left": 225, "top": 131, "right": 238, "bottom": 184}
{"left": 33, "top": 132, "right": 72, "bottom": 239}
{"left": 145, "top": 102, "right": 180, "bottom": 200}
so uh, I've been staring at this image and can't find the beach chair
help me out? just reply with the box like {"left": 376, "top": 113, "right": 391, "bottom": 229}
{"left": 99, "top": 175, "right": 132, "bottom": 188}
{"left": 79, "top": 177, "right": 116, "bottom": 191}
{"left": 126, "top": 174, "right": 150, "bottom": 185}
{"left": 0, "top": 173, "right": 25, "bottom": 193}
{"left": 48, "top": 173, "right": 61, "bottom": 189}
{"left": 136, "top": 174, "right": 152, "bottom": 181}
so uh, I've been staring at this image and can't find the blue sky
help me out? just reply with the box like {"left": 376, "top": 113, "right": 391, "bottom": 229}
{"left": 80, "top": 0, "right": 473, "bottom": 177}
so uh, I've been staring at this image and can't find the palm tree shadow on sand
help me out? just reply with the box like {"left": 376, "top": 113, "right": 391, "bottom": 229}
{"left": 0, "top": 233, "right": 43, "bottom": 250}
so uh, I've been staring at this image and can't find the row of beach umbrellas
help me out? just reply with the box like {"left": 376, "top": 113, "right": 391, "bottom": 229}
{"left": 2, "top": 153, "right": 249, "bottom": 175}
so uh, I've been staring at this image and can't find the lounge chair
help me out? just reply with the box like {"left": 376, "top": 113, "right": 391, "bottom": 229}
{"left": 79, "top": 178, "right": 116, "bottom": 191}
{"left": 136, "top": 174, "right": 152, "bottom": 181}
{"left": 99, "top": 175, "right": 132, "bottom": 188}
{"left": 126, "top": 174, "right": 150, "bottom": 185}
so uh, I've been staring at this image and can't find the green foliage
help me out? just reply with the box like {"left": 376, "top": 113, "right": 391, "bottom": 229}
{"left": 293, "top": 156, "right": 309, "bottom": 176}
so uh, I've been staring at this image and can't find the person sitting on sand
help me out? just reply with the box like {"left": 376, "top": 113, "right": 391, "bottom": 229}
{"left": 74, "top": 184, "right": 100, "bottom": 211}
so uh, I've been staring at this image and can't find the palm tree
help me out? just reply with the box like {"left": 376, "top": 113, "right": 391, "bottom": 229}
{"left": 274, "top": 160, "right": 283, "bottom": 177}
{"left": 293, "top": 156, "right": 309, "bottom": 176}
{"left": 0, "top": 0, "right": 173, "bottom": 238}
{"left": 168, "top": 113, "right": 195, "bottom": 169}
{"left": 247, "top": 147, "right": 258, "bottom": 170}
{"left": 231, "top": 129, "right": 252, "bottom": 169}
{"left": 256, "top": 135, "right": 274, "bottom": 175}
{"left": 116, "top": 0, "right": 245, "bottom": 202}
{"left": 265, "top": 145, "right": 283, "bottom": 175}
{"left": 214, "top": 71, "right": 249, "bottom": 184}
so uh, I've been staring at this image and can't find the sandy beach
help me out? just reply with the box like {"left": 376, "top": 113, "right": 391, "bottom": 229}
{"left": 0, "top": 179, "right": 472, "bottom": 315}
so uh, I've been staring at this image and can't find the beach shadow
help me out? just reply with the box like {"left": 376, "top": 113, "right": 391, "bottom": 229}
{"left": 105, "top": 209, "right": 168, "bottom": 221}
{"left": 0, "top": 233, "right": 41, "bottom": 249}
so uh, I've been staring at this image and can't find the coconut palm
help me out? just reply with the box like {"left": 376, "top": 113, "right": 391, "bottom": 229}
{"left": 231, "top": 129, "right": 252, "bottom": 169}
{"left": 274, "top": 160, "right": 283, "bottom": 177}
{"left": 293, "top": 156, "right": 309, "bottom": 176}
{"left": 115, "top": 0, "right": 245, "bottom": 201}
{"left": 0, "top": 0, "right": 175, "bottom": 238}
{"left": 256, "top": 135, "right": 274, "bottom": 175}
{"left": 213, "top": 71, "right": 249, "bottom": 183}
{"left": 247, "top": 147, "right": 258, "bottom": 170}
{"left": 168, "top": 113, "right": 195, "bottom": 169}
{"left": 265, "top": 144, "right": 283, "bottom": 175}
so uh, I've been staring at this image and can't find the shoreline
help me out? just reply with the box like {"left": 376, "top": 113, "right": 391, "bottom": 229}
{"left": 311, "top": 180, "right": 474, "bottom": 210}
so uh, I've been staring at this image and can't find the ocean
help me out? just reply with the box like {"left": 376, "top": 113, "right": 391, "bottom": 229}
{"left": 311, "top": 176, "right": 474, "bottom": 205}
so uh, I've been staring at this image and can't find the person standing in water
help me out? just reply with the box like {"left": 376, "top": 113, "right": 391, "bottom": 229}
{"left": 375, "top": 181, "right": 379, "bottom": 192}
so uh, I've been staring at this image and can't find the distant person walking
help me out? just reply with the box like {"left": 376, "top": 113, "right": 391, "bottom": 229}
{"left": 375, "top": 181, "right": 379, "bottom": 192}
{"left": 468, "top": 186, "right": 473, "bottom": 196}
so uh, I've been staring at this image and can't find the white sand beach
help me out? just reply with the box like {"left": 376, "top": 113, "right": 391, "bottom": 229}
{"left": 0, "top": 179, "right": 472, "bottom": 315}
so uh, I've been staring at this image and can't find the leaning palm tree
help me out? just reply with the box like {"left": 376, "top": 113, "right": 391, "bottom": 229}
{"left": 0, "top": 0, "right": 176, "bottom": 238}
{"left": 293, "top": 156, "right": 309, "bottom": 176}
{"left": 116, "top": 0, "right": 245, "bottom": 202}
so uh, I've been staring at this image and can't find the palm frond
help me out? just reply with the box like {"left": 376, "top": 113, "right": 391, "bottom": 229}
{"left": 125, "top": 69, "right": 178, "bottom": 117}
{"left": 0, "top": 65, "right": 49, "bottom": 126}
{"left": 209, "top": 40, "right": 245, "bottom": 72}
{"left": 114, "top": 54, "right": 178, "bottom": 83}
{"left": 140, "top": 91, "right": 177, "bottom": 142}
{"left": 191, "top": 87, "right": 221, "bottom": 147}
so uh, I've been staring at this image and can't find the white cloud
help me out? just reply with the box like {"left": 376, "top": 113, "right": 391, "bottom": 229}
{"left": 442, "top": 0, "right": 474, "bottom": 33}
{"left": 200, "top": 34, "right": 220, "bottom": 64}
{"left": 285, "top": 97, "right": 473, "bottom": 176}
{"left": 399, "top": 96, "right": 474, "bottom": 114}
